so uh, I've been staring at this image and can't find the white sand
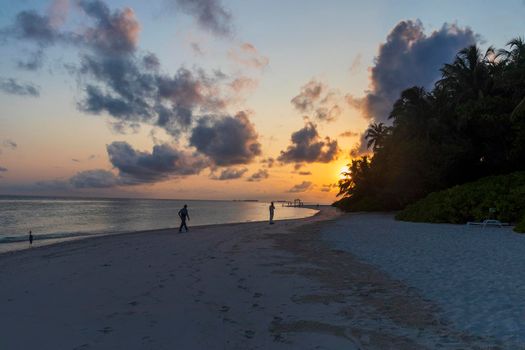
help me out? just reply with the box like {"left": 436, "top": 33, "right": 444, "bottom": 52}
{"left": 1, "top": 208, "right": 513, "bottom": 349}
{"left": 322, "top": 213, "right": 525, "bottom": 348}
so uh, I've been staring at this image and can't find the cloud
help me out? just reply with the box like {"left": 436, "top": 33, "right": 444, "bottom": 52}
{"left": 349, "top": 53, "right": 362, "bottom": 75}
{"left": 291, "top": 80, "right": 324, "bottom": 112}
{"left": 2, "top": 140, "right": 17, "bottom": 150}
{"left": 48, "top": 0, "right": 70, "bottom": 28}
{"left": 278, "top": 121, "right": 340, "bottom": 164}
{"left": 78, "top": 52, "right": 230, "bottom": 136}
{"left": 107, "top": 141, "right": 208, "bottom": 184}
{"left": 288, "top": 181, "right": 312, "bottom": 193}
{"left": 298, "top": 171, "right": 311, "bottom": 176}
{"left": 78, "top": 0, "right": 140, "bottom": 55}
{"left": 228, "top": 43, "right": 269, "bottom": 70}
{"left": 210, "top": 167, "right": 247, "bottom": 180}
{"left": 229, "top": 76, "right": 258, "bottom": 93}
{"left": 17, "top": 49, "right": 44, "bottom": 71}
{"left": 291, "top": 80, "right": 342, "bottom": 122}
{"left": 189, "top": 42, "right": 204, "bottom": 56}
{"left": 247, "top": 168, "right": 268, "bottom": 182}
{"left": 0, "top": 78, "right": 40, "bottom": 97}
{"left": 339, "top": 130, "right": 358, "bottom": 138}
{"left": 348, "top": 20, "right": 476, "bottom": 122}
{"left": 190, "top": 111, "right": 262, "bottom": 166}
{"left": 261, "top": 157, "right": 275, "bottom": 168}
{"left": 6, "top": 10, "right": 61, "bottom": 45}
{"left": 69, "top": 169, "right": 119, "bottom": 188}
{"left": 0, "top": 166, "right": 7, "bottom": 172}
{"left": 320, "top": 183, "right": 337, "bottom": 192}
{"left": 172, "top": 0, "right": 233, "bottom": 37}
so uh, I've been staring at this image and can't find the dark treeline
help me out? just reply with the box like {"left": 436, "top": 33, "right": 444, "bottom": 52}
{"left": 336, "top": 38, "right": 525, "bottom": 211}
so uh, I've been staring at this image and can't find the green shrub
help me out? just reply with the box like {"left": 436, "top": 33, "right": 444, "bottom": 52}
{"left": 396, "top": 172, "right": 525, "bottom": 224}
{"left": 515, "top": 216, "right": 525, "bottom": 233}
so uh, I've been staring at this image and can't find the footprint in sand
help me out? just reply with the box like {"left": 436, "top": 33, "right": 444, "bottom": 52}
{"left": 128, "top": 301, "right": 139, "bottom": 306}
{"left": 220, "top": 305, "right": 230, "bottom": 312}
{"left": 253, "top": 292, "right": 263, "bottom": 298}
{"left": 98, "top": 326, "right": 113, "bottom": 334}
{"left": 244, "top": 330, "right": 255, "bottom": 339}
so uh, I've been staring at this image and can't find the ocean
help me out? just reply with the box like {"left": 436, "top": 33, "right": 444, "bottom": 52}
{"left": 0, "top": 196, "right": 318, "bottom": 244}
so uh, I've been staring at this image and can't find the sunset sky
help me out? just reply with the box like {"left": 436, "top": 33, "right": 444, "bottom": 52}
{"left": 0, "top": 0, "right": 524, "bottom": 203}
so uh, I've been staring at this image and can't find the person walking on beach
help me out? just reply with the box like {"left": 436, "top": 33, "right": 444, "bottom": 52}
{"left": 29, "top": 230, "right": 33, "bottom": 247}
{"left": 269, "top": 202, "right": 275, "bottom": 224}
{"left": 178, "top": 204, "right": 190, "bottom": 233}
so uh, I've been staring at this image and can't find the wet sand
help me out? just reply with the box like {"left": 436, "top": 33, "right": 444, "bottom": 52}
{"left": 0, "top": 207, "right": 501, "bottom": 349}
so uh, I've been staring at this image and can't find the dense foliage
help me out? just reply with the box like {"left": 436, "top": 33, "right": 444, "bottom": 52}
{"left": 395, "top": 172, "right": 525, "bottom": 224}
{"left": 335, "top": 39, "right": 525, "bottom": 213}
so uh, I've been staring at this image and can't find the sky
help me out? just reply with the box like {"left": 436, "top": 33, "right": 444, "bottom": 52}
{"left": 0, "top": 0, "right": 524, "bottom": 203}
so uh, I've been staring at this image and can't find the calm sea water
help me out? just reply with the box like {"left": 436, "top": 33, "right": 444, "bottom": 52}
{"left": 0, "top": 196, "right": 317, "bottom": 243}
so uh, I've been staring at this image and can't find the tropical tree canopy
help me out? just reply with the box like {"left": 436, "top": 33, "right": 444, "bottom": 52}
{"left": 336, "top": 39, "right": 525, "bottom": 212}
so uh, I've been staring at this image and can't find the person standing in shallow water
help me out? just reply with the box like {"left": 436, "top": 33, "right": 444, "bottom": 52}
{"left": 269, "top": 202, "right": 275, "bottom": 224}
{"left": 29, "top": 230, "right": 33, "bottom": 247}
{"left": 178, "top": 204, "right": 190, "bottom": 233}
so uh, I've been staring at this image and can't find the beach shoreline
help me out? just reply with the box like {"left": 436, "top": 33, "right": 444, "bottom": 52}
{"left": 0, "top": 205, "right": 320, "bottom": 255}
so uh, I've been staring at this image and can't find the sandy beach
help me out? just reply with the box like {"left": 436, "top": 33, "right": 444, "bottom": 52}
{"left": 0, "top": 208, "right": 514, "bottom": 349}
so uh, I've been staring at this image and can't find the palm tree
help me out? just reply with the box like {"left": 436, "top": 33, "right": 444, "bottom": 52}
{"left": 364, "top": 122, "right": 391, "bottom": 151}
{"left": 498, "top": 37, "right": 525, "bottom": 65}
{"left": 499, "top": 37, "right": 525, "bottom": 116}
{"left": 437, "top": 45, "right": 494, "bottom": 101}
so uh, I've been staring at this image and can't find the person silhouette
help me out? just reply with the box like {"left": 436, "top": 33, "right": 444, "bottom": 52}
{"left": 178, "top": 204, "right": 190, "bottom": 233}
{"left": 269, "top": 202, "right": 275, "bottom": 224}
{"left": 29, "top": 230, "right": 33, "bottom": 247}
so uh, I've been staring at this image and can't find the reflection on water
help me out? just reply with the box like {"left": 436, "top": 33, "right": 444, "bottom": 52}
{"left": 0, "top": 196, "right": 317, "bottom": 243}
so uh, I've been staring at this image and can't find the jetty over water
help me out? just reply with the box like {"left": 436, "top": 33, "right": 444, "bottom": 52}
{"left": 282, "top": 199, "right": 304, "bottom": 207}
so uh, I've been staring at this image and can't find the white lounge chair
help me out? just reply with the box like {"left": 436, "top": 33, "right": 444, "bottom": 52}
{"left": 467, "top": 219, "right": 508, "bottom": 228}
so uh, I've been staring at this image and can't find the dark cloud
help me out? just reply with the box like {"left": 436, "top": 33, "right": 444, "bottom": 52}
{"left": 78, "top": 53, "right": 229, "bottom": 136}
{"left": 261, "top": 157, "right": 275, "bottom": 168}
{"left": 142, "top": 52, "right": 160, "bottom": 70}
{"left": 69, "top": 169, "right": 119, "bottom": 188}
{"left": 348, "top": 20, "right": 476, "bottom": 122}
{"left": 107, "top": 141, "right": 208, "bottom": 184}
{"left": 298, "top": 171, "right": 311, "bottom": 176}
{"left": 291, "top": 80, "right": 341, "bottom": 122}
{"left": 190, "top": 111, "right": 261, "bottom": 166}
{"left": 278, "top": 121, "right": 340, "bottom": 164}
{"left": 3, "top": 1, "right": 238, "bottom": 139}
{"left": 34, "top": 179, "right": 70, "bottom": 191}
{"left": 173, "top": 0, "right": 233, "bottom": 37}
{"left": 288, "top": 181, "right": 312, "bottom": 193}
{"left": 0, "top": 78, "right": 40, "bottom": 97}
{"left": 78, "top": 0, "right": 140, "bottom": 55}
{"left": 210, "top": 167, "right": 247, "bottom": 180}
{"left": 0, "top": 166, "right": 7, "bottom": 172}
{"left": 7, "top": 10, "right": 60, "bottom": 45}
{"left": 247, "top": 169, "right": 268, "bottom": 182}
